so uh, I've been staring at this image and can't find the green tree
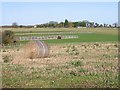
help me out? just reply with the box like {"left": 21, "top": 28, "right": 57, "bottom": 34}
{"left": 56, "top": 22, "right": 64, "bottom": 28}
{"left": 100, "top": 24, "right": 103, "bottom": 27}
{"left": 64, "top": 19, "right": 69, "bottom": 28}
{"left": 89, "top": 22, "right": 94, "bottom": 27}
{"left": 68, "top": 22, "right": 74, "bottom": 28}
{"left": 81, "top": 21, "right": 86, "bottom": 27}
{"left": 73, "top": 22, "right": 79, "bottom": 27}
{"left": 49, "top": 21, "right": 58, "bottom": 28}
{"left": 12, "top": 22, "right": 18, "bottom": 28}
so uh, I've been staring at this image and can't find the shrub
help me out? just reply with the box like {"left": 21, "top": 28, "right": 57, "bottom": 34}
{"left": 2, "top": 30, "right": 16, "bottom": 45}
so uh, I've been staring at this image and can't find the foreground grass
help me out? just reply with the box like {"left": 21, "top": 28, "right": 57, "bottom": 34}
{"left": 2, "top": 42, "right": 118, "bottom": 88}
{"left": 2, "top": 63, "right": 118, "bottom": 88}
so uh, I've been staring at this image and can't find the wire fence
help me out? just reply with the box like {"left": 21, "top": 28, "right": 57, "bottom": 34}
{"left": 16, "top": 35, "right": 79, "bottom": 41}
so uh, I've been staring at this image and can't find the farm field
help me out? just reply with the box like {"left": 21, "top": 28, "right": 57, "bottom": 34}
{"left": 6, "top": 28, "right": 118, "bottom": 44}
{"left": 1, "top": 28, "right": 119, "bottom": 88}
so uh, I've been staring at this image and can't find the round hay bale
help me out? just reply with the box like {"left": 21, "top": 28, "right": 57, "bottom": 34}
{"left": 23, "top": 41, "right": 49, "bottom": 59}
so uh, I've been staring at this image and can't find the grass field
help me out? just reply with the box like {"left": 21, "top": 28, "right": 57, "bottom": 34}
{"left": 10, "top": 28, "right": 118, "bottom": 44}
{"left": 2, "top": 28, "right": 119, "bottom": 88}
{"left": 43, "top": 33, "right": 117, "bottom": 43}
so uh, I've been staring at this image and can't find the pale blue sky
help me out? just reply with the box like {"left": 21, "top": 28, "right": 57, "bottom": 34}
{"left": 2, "top": 2, "right": 118, "bottom": 25}
{"left": 119, "top": 1, "right": 120, "bottom": 26}
{"left": 1, "top": 0, "right": 119, "bottom": 2}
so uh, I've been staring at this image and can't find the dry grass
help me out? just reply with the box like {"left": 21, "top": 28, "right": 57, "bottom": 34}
{"left": 2, "top": 28, "right": 118, "bottom": 35}
{"left": 3, "top": 42, "right": 118, "bottom": 68}
{"left": 2, "top": 42, "right": 118, "bottom": 88}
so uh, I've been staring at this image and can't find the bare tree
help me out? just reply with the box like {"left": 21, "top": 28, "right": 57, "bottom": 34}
{"left": 12, "top": 22, "right": 18, "bottom": 27}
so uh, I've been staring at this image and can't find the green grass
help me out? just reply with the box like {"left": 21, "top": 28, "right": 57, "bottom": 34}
{"left": 42, "top": 33, "right": 118, "bottom": 43}
{"left": 17, "top": 33, "right": 118, "bottom": 44}
{"left": 2, "top": 28, "right": 118, "bottom": 50}
{"left": 7, "top": 28, "right": 117, "bottom": 44}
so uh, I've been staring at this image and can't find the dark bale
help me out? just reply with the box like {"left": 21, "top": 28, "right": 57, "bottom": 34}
{"left": 57, "top": 36, "right": 61, "bottom": 39}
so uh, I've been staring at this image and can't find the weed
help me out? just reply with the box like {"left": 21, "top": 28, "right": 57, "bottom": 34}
{"left": 103, "top": 54, "right": 110, "bottom": 58}
{"left": 94, "top": 43, "right": 99, "bottom": 47}
{"left": 17, "top": 48, "right": 19, "bottom": 51}
{"left": 2, "top": 49, "right": 6, "bottom": 52}
{"left": 71, "top": 46, "right": 76, "bottom": 51}
{"left": 114, "top": 44, "right": 118, "bottom": 48}
{"left": 70, "top": 70, "right": 77, "bottom": 76}
{"left": 29, "top": 31, "right": 33, "bottom": 33}
{"left": 66, "top": 45, "right": 71, "bottom": 52}
{"left": 71, "top": 60, "right": 83, "bottom": 67}
{"left": 106, "top": 46, "right": 109, "bottom": 50}
{"left": 3, "top": 55, "right": 12, "bottom": 63}
{"left": 81, "top": 57, "right": 84, "bottom": 59}
{"left": 78, "top": 68, "right": 87, "bottom": 73}
{"left": 66, "top": 45, "right": 79, "bottom": 55}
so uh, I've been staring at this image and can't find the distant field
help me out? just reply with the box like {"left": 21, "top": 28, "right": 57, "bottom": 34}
{"left": 43, "top": 33, "right": 117, "bottom": 43}
{"left": 7, "top": 28, "right": 118, "bottom": 44}
{"left": 2, "top": 27, "right": 118, "bottom": 34}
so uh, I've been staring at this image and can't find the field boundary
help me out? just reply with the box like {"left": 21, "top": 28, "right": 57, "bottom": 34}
{"left": 15, "top": 31, "right": 93, "bottom": 35}
{"left": 16, "top": 35, "right": 79, "bottom": 41}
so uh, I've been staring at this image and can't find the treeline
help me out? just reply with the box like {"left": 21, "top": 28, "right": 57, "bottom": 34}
{"left": 35, "top": 19, "right": 118, "bottom": 28}
{"left": 1, "top": 25, "right": 33, "bottom": 28}
{"left": 36, "top": 19, "right": 93, "bottom": 28}
{"left": 1, "top": 19, "right": 118, "bottom": 28}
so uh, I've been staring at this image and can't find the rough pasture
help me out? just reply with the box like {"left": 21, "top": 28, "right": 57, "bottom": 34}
{"left": 1, "top": 28, "right": 118, "bottom": 88}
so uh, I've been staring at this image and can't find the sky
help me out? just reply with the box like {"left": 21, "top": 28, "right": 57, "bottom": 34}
{"left": 1, "top": 2, "right": 118, "bottom": 25}
{"left": 118, "top": 1, "right": 120, "bottom": 26}
{"left": 1, "top": 0, "right": 119, "bottom": 2}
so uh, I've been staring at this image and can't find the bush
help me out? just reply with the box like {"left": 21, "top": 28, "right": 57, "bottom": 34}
{"left": 2, "top": 30, "right": 16, "bottom": 45}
